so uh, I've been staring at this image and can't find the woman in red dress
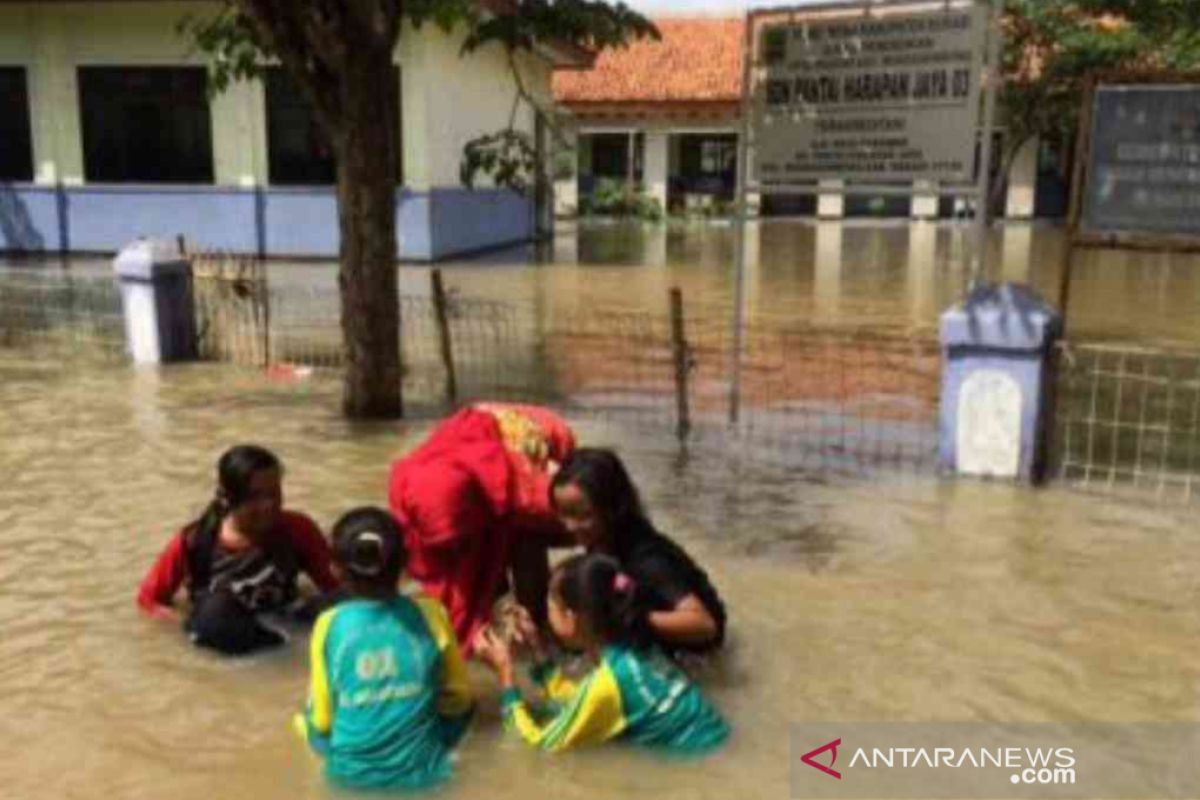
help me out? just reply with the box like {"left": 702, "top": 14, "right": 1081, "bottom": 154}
{"left": 388, "top": 403, "right": 575, "bottom": 653}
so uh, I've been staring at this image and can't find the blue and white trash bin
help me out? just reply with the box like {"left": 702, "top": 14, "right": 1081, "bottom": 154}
{"left": 113, "top": 239, "right": 197, "bottom": 364}
{"left": 939, "top": 283, "right": 1063, "bottom": 483}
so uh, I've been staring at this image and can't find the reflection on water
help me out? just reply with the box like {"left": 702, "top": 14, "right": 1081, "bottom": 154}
{"left": 5, "top": 219, "right": 1198, "bottom": 343}
{"left": 2, "top": 220, "right": 1199, "bottom": 797}
{"left": 2, "top": 357, "right": 1199, "bottom": 799}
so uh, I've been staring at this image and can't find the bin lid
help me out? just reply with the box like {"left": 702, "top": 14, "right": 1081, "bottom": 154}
{"left": 939, "top": 282, "right": 1063, "bottom": 352}
{"left": 112, "top": 238, "right": 189, "bottom": 281}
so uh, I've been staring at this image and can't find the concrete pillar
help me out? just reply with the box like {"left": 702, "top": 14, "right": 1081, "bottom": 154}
{"left": 817, "top": 179, "right": 844, "bottom": 219}
{"left": 554, "top": 178, "right": 578, "bottom": 217}
{"left": 907, "top": 222, "right": 938, "bottom": 325}
{"left": 644, "top": 131, "right": 669, "bottom": 213}
{"left": 814, "top": 221, "right": 843, "bottom": 321}
{"left": 745, "top": 191, "right": 762, "bottom": 217}
{"left": 627, "top": 130, "right": 636, "bottom": 188}
{"left": 1005, "top": 136, "right": 1039, "bottom": 220}
{"left": 744, "top": 220, "right": 762, "bottom": 311}
{"left": 646, "top": 223, "right": 668, "bottom": 268}
{"left": 552, "top": 225, "right": 577, "bottom": 263}
{"left": 553, "top": 126, "right": 579, "bottom": 217}
{"left": 912, "top": 180, "right": 939, "bottom": 220}
{"left": 29, "top": 8, "right": 84, "bottom": 185}
{"left": 399, "top": 32, "right": 431, "bottom": 192}
{"left": 1001, "top": 223, "right": 1034, "bottom": 284}
{"left": 212, "top": 80, "right": 266, "bottom": 187}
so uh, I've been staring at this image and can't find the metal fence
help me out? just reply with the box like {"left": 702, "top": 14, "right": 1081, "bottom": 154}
{"left": 543, "top": 308, "right": 941, "bottom": 471}
{"left": 0, "top": 268, "right": 126, "bottom": 362}
{"left": 1053, "top": 341, "right": 1200, "bottom": 504}
{"left": 0, "top": 260, "right": 942, "bottom": 474}
{"left": 11, "top": 259, "right": 1200, "bottom": 498}
{"left": 188, "top": 263, "right": 944, "bottom": 472}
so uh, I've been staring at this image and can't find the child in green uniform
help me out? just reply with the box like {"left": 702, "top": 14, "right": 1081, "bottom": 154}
{"left": 295, "top": 507, "right": 474, "bottom": 790}
{"left": 476, "top": 552, "right": 728, "bottom": 754}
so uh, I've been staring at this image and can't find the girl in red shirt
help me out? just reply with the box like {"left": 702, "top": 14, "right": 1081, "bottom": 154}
{"left": 137, "top": 444, "right": 338, "bottom": 655}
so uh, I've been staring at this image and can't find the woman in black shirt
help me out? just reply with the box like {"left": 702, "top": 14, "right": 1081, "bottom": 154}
{"left": 550, "top": 448, "right": 726, "bottom": 653}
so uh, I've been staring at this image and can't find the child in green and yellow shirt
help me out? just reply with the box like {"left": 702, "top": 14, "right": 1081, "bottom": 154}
{"left": 295, "top": 507, "right": 474, "bottom": 790}
{"left": 475, "top": 552, "right": 728, "bottom": 754}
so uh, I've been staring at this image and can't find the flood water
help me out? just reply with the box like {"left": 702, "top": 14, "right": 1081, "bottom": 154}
{"left": 449, "top": 220, "right": 1200, "bottom": 344}
{"left": 2, "top": 220, "right": 1200, "bottom": 799}
{"left": 9, "top": 218, "right": 1200, "bottom": 344}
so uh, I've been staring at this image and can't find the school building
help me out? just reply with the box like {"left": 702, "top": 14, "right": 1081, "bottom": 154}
{"left": 0, "top": 0, "right": 587, "bottom": 260}
{"left": 551, "top": 17, "right": 1069, "bottom": 221}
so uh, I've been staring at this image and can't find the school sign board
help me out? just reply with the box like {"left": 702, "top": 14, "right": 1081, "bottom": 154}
{"left": 1079, "top": 85, "right": 1200, "bottom": 240}
{"left": 753, "top": 6, "right": 987, "bottom": 185}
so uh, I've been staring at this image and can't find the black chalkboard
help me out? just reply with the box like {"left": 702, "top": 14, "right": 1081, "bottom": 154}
{"left": 1081, "top": 85, "right": 1200, "bottom": 238}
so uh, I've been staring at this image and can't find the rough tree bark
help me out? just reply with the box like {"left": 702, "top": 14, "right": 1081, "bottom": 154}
{"left": 236, "top": 0, "right": 403, "bottom": 418}
{"left": 334, "top": 51, "right": 403, "bottom": 417}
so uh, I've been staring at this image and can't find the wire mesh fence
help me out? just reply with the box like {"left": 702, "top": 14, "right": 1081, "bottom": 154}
{"left": 0, "top": 257, "right": 942, "bottom": 475}
{"left": 192, "top": 269, "right": 944, "bottom": 472}
{"left": 259, "top": 284, "right": 535, "bottom": 405}
{"left": 0, "top": 268, "right": 126, "bottom": 363}
{"left": 1053, "top": 341, "right": 1200, "bottom": 504}
{"left": 538, "top": 303, "right": 941, "bottom": 472}
{"left": 192, "top": 251, "right": 271, "bottom": 367}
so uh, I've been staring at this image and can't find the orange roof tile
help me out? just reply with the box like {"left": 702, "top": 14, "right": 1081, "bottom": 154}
{"left": 553, "top": 17, "right": 744, "bottom": 106}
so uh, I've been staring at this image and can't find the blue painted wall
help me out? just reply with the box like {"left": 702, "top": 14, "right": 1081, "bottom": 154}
{"left": 429, "top": 188, "right": 532, "bottom": 259}
{"left": 68, "top": 186, "right": 259, "bottom": 253}
{"left": 0, "top": 184, "right": 63, "bottom": 252}
{"left": 0, "top": 184, "right": 533, "bottom": 261}
{"left": 263, "top": 188, "right": 337, "bottom": 258}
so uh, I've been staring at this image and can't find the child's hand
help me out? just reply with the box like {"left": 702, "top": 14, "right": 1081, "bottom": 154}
{"left": 474, "top": 627, "right": 515, "bottom": 685}
{"left": 510, "top": 604, "right": 546, "bottom": 659}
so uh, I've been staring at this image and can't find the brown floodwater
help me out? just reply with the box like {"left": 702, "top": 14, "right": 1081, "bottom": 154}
{"left": 2, "top": 363, "right": 1199, "bottom": 799}
{"left": 9, "top": 219, "right": 1198, "bottom": 343}
{"left": 2, "top": 220, "right": 1199, "bottom": 798}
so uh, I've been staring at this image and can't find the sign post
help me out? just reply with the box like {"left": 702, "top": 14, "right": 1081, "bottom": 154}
{"left": 1061, "top": 74, "right": 1200, "bottom": 332}
{"left": 729, "top": 0, "right": 1002, "bottom": 424}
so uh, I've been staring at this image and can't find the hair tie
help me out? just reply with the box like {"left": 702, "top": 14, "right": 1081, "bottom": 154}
{"left": 613, "top": 572, "right": 635, "bottom": 594}
{"left": 349, "top": 531, "right": 385, "bottom": 577}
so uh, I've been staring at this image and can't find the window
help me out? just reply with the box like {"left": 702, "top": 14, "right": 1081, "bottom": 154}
{"left": 700, "top": 139, "right": 736, "bottom": 175}
{"left": 0, "top": 68, "right": 33, "bottom": 181}
{"left": 265, "top": 66, "right": 402, "bottom": 185}
{"left": 589, "top": 133, "right": 634, "bottom": 179}
{"left": 78, "top": 67, "right": 213, "bottom": 183}
{"left": 265, "top": 68, "right": 335, "bottom": 185}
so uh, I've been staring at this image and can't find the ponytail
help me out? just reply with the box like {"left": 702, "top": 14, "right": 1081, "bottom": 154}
{"left": 553, "top": 553, "right": 654, "bottom": 650}
{"left": 184, "top": 444, "right": 282, "bottom": 592}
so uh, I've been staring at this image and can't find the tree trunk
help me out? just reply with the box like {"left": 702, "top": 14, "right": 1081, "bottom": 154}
{"left": 335, "top": 48, "right": 402, "bottom": 419}
{"left": 990, "top": 135, "right": 1030, "bottom": 216}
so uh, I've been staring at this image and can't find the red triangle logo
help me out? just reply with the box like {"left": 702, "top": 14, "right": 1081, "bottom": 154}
{"left": 801, "top": 738, "right": 842, "bottom": 780}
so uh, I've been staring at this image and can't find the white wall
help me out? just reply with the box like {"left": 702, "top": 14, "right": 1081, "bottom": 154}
{"left": 406, "top": 29, "right": 552, "bottom": 191}
{"left": 0, "top": 1, "right": 270, "bottom": 186}
{"left": 0, "top": 2, "right": 551, "bottom": 192}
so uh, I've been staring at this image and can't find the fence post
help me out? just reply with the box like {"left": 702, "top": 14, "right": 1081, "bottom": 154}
{"left": 431, "top": 268, "right": 457, "bottom": 404}
{"left": 670, "top": 287, "right": 692, "bottom": 443}
{"left": 259, "top": 263, "right": 271, "bottom": 369}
